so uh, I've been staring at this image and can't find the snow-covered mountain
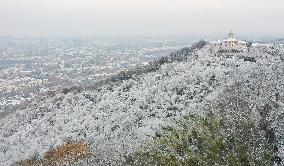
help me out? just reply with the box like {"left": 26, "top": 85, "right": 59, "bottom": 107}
{"left": 0, "top": 41, "right": 283, "bottom": 165}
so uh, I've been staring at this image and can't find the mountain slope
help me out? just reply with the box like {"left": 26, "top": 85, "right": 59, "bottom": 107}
{"left": 0, "top": 42, "right": 283, "bottom": 165}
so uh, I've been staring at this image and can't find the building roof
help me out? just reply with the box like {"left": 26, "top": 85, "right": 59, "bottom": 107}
{"left": 228, "top": 30, "right": 234, "bottom": 36}
{"left": 238, "top": 40, "right": 247, "bottom": 44}
{"left": 223, "top": 38, "right": 238, "bottom": 42}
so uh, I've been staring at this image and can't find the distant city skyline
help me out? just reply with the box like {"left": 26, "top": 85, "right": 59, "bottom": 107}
{"left": 1, "top": 0, "right": 284, "bottom": 37}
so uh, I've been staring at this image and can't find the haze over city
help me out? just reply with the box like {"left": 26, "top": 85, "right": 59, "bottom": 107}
{"left": 1, "top": 0, "right": 284, "bottom": 37}
{"left": 1, "top": 0, "right": 284, "bottom": 165}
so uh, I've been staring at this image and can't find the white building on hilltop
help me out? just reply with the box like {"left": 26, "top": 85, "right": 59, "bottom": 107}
{"left": 210, "top": 31, "right": 248, "bottom": 52}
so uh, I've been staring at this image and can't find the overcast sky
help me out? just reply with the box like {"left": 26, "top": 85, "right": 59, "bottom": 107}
{"left": 0, "top": 0, "right": 284, "bottom": 37}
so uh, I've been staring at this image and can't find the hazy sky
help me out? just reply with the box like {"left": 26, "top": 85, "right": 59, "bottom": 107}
{"left": 0, "top": 0, "right": 284, "bottom": 37}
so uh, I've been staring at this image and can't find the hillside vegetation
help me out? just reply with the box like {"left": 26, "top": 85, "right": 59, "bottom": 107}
{"left": 0, "top": 41, "right": 283, "bottom": 165}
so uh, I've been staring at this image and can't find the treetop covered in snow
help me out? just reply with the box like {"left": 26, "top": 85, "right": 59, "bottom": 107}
{"left": 0, "top": 40, "right": 283, "bottom": 165}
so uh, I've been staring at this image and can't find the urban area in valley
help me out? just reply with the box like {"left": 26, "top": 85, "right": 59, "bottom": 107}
{"left": 0, "top": 36, "right": 194, "bottom": 113}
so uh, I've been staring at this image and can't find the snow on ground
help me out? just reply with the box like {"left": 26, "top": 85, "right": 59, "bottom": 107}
{"left": 0, "top": 43, "right": 283, "bottom": 165}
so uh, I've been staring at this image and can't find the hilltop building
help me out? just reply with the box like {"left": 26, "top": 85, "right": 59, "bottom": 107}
{"left": 210, "top": 31, "right": 248, "bottom": 52}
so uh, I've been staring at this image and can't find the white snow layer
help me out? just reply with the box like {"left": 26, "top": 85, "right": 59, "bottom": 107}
{"left": 0, "top": 44, "right": 283, "bottom": 165}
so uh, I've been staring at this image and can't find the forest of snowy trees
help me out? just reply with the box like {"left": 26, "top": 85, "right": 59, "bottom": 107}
{"left": 0, "top": 41, "right": 283, "bottom": 165}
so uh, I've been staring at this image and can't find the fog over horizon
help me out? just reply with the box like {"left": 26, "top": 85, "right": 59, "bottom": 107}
{"left": 1, "top": 0, "right": 284, "bottom": 37}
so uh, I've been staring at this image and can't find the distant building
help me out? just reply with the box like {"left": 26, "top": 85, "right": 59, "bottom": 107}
{"left": 210, "top": 31, "right": 248, "bottom": 52}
